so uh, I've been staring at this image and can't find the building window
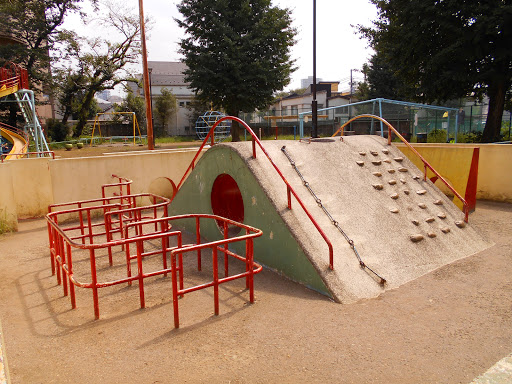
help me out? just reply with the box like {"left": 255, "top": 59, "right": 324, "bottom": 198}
{"left": 282, "top": 106, "right": 287, "bottom": 116}
{"left": 291, "top": 105, "right": 298, "bottom": 115}
{"left": 179, "top": 101, "right": 185, "bottom": 107}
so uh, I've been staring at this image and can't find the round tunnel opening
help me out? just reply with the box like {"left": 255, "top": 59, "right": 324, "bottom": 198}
{"left": 211, "top": 174, "right": 244, "bottom": 235}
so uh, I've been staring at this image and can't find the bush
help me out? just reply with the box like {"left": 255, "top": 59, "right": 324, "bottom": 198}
{"left": 46, "top": 119, "right": 68, "bottom": 142}
{"left": 427, "top": 129, "right": 448, "bottom": 143}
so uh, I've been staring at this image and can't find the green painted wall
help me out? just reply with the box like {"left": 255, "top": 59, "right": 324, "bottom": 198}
{"left": 168, "top": 145, "right": 330, "bottom": 296}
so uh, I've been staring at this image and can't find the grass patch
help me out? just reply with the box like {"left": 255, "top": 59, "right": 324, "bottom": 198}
{"left": 155, "top": 136, "right": 198, "bottom": 144}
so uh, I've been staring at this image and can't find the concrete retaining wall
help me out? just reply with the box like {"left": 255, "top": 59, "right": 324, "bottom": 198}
{"left": 396, "top": 143, "right": 512, "bottom": 203}
{"left": 0, "top": 148, "right": 204, "bottom": 230}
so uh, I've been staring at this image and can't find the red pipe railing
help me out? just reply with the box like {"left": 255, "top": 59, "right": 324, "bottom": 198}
{"left": 177, "top": 116, "right": 335, "bottom": 270}
{"left": 332, "top": 114, "right": 469, "bottom": 222}
{"left": 47, "top": 209, "right": 262, "bottom": 327}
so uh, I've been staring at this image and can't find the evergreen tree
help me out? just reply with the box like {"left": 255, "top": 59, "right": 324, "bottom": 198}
{"left": 154, "top": 88, "right": 177, "bottom": 135}
{"left": 176, "top": 0, "right": 297, "bottom": 141}
{"left": 360, "top": 0, "right": 512, "bottom": 142}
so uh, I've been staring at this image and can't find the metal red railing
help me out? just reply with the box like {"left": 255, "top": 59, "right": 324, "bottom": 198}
{"left": 49, "top": 193, "right": 170, "bottom": 265}
{"left": 0, "top": 62, "right": 28, "bottom": 92}
{"left": 332, "top": 114, "right": 469, "bottom": 222}
{"left": 177, "top": 116, "right": 335, "bottom": 270}
{"left": 47, "top": 209, "right": 262, "bottom": 328}
{"left": 102, "top": 174, "right": 132, "bottom": 199}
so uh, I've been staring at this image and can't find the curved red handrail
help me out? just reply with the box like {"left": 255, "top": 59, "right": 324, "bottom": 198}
{"left": 332, "top": 114, "right": 469, "bottom": 222}
{"left": 0, "top": 62, "right": 28, "bottom": 91}
{"left": 177, "top": 116, "right": 335, "bottom": 270}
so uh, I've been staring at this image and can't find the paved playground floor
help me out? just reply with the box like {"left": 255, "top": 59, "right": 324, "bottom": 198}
{"left": 0, "top": 200, "right": 510, "bottom": 383}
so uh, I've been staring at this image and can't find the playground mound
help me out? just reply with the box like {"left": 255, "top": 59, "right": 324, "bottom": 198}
{"left": 169, "top": 135, "right": 493, "bottom": 303}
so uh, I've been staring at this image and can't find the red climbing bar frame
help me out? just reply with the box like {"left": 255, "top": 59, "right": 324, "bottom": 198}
{"left": 47, "top": 208, "right": 262, "bottom": 326}
{"left": 169, "top": 214, "right": 263, "bottom": 328}
{"left": 177, "top": 116, "right": 335, "bottom": 270}
{"left": 333, "top": 114, "right": 470, "bottom": 223}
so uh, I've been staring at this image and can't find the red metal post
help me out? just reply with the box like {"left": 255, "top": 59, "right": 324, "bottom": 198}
{"left": 196, "top": 217, "right": 201, "bottom": 271}
{"left": 213, "top": 247, "right": 219, "bottom": 316}
{"left": 224, "top": 222, "right": 229, "bottom": 277}
{"left": 248, "top": 238, "right": 254, "bottom": 303}
{"left": 90, "top": 249, "right": 100, "bottom": 319}
{"left": 136, "top": 239, "right": 145, "bottom": 309}
{"left": 171, "top": 251, "right": 180, "bottom": 328}
{"left": 66, "top": 242, "right": 76, "bottom": 309}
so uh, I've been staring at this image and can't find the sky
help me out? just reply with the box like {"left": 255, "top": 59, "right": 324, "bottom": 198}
{"left": 65, "top": 0, "right": 378, "bottom": 92}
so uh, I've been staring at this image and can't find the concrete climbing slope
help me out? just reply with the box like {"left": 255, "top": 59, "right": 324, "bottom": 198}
{"left": 168, "top": 136, "right": 492, "bottom": 303}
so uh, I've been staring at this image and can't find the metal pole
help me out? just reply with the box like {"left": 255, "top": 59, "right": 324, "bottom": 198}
{"left": 311, "top": 0, "right": 318, "bottom": 138}
{"left": 148, "top": 67, "right": 155, "bottom": 145}
{"left": 138, "top": 0, "right": 154, "bottom": 150}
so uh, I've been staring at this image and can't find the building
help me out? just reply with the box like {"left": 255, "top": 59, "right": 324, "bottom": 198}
{"left": 128, "top": 61, "right": 195, "bottom": 136}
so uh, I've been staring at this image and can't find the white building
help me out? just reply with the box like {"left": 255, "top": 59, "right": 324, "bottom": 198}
{"left": 129, "top": 61, "right": 195, "bottom": 136}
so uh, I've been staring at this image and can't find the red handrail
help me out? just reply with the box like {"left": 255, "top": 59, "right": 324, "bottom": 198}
{"left": 332, "top": 114, "right": 469, "bottom": 222}
{"left": 177, "top": 116, "right": 335, "bottom": 270}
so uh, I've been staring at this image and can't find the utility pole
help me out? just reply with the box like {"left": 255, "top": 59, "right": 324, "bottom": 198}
{"left": 138, "top": 0, "right": 154, "bottom": 150}
{"left": 311, "top": 0, "right": 318, "bottom": 138}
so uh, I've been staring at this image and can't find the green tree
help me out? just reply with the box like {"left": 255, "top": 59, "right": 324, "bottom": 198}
{"left": 154, "top": 88, "right": 177, "bottom": 136}
{"left": 0, "top": 0, "right": 90, "bottom": 85}
{"left": 53, "top": 4, "right": 142, "bottom": 137}
{"left": 176, "top": 0, "right": 297, "bottom": 141}
{"left": 115, "top": 87, "right": 146, "bottom": 131}
{"left": 360, "top": 0, "right": 512, "bottom": 142}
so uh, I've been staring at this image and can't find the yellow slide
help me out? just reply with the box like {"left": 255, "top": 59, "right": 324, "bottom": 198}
{"left": 0, "top": 124, "right": 28, "bottom": 160}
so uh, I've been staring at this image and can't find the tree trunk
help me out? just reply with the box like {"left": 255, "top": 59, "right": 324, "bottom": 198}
{"left": 74, "top": 89, "right": 96, "bottom": 137}
{"left": 227, "top": 108, "right": 240, "bottom": 142}
{"left": 482, "top": 78, "right": 508, "bottom": 143}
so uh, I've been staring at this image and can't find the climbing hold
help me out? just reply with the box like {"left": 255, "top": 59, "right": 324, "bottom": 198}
{"left": 370, "top": 150, "right": 378, "bottom": 156}
{"left": 400, "top": 178, "right": 407, "bottom": 184}
{"left": 394, "top": 157, "right": 404, "bottom": 162}
{"left": 372, "top": 172, "right": 382, "bottom": 177}
{"left": 388, "top": 169, "right": 396, "bottom": 174}
{"left": 372, "top": 184, "right": 384, "bottom": 190}
{"left": 412, "top": 219, "right": 420, "bottom": 226}
{"left": 413, "top": 175, "right": 421, "bottom": 180}
{"left": 372, "top": 160, "right": 382, "bottom": 166}
{"left": 433, "top": 199, "right": 443, "bottom": 205}
{"left": 404, "top": 190, "right": 410, "bottom": 195}
{"left": 390, "top": 193, "right": 399, "bottom": 200}
{"left": 390, "top": 208, "right": 399, "bottom": 213}
{"left": 437, "top": 212, "right": 446, "bottom": 219}
{"left": 410, "top": 234, "right": 424, "bottom": 243}
{"left": 425, "top": 217, "right": 435, "bottom": 223}
{"left": 383, "top": 158, "right": 392, "bottom": 164}
{"left": 382, "top": 149, "right": 389, "bottom": 154}
{"left": 417, "top": 189, "right": 427, "bottom": 195}
{"left": 356, "top": 161, "right": 364, "bottom": 166}
{"left": 398, "top": 167, "right": 408, "bottom": 173}
{"left": 418, "top": 203, "right": 427, "bottom": 209}
{"left": 359, "top": 151, "right": 366, "bottom": 156}
{"left": 427, "top": 232, "right": 437, "bottom": 238}
{"left": 388, "top": 179, "right": 397, "bottom": 185}
{"left": 455, "top": 220, "right": 466, "bottom": 228}
{"left": 441, "top": 227, "right": 451, "bottom": 234}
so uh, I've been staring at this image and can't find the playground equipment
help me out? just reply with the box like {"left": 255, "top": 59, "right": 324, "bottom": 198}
{"left": 46, "top": 175, "right": 263, "bottom": 328}
{"left": 0, "top": 122, "right": 28, "bottom": 160}
{"left": 169, "top": 115, "right": 491, "bottom": 303}
{"left": 195, "top": 111, "right": 230, "bottom": 142}
{"left": 90, "top": 112, "right": 146, "bottom": 145}
{"left": 297, "top": 98, "right": 460, "bottom": 142}
{"left": 0, "top": 62, "right": 50, "bottom": 156}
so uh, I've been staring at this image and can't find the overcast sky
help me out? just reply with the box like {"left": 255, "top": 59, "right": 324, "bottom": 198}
{"left": 66, "top": 0, "right": 378, "bottom": 92}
